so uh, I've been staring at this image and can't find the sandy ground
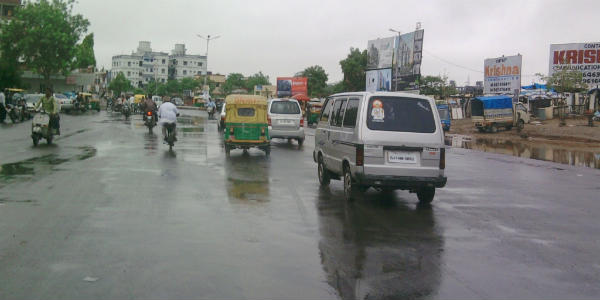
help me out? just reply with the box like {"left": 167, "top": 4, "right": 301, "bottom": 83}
{"left": 448, "top": 116, "right": 600, "bottom": 148}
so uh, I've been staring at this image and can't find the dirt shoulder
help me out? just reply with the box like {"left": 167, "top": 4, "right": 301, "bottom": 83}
{"left": 449, "top": 116, "right": 600, "bottom": 149}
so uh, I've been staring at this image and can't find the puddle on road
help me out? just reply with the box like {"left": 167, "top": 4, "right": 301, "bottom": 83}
{"left": 446, "top": 135, "right": 600, "bottom": 169}
{"left": 0, "top": 146, "right": 97, "bottom": 183}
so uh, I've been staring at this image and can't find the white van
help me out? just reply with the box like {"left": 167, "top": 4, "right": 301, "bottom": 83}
{"left": 313, "top": 92, "right": 447, "bottom": 204}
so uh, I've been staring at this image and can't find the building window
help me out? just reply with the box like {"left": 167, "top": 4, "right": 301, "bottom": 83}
{"left": 128, "top": 61, "right": 131, "bottom": 67}
{"left": 183, "top": 61, "right": 188, "bottom": 66}
{"left": 183, "top": 70, "right": 187, "bottom": 75}
{"left": 197, "top": 71, "right": 201, "bottom": 75}
{"left": 198, "top": 62, "right": 202, "bottom": 67}
{"left": 161, "top": 69, "right": 165, "bottom": 74}
{"left": 127, "top": 71, "right": 131, "bottom": 76}
{"left": 150, "top": 68, "right": 153, "bottom": 73}
{"left": 139, "top": 61, "right": 143, "bottom": 67}
{"left": 162, "top": 59, "right": 166, "bottom": 64}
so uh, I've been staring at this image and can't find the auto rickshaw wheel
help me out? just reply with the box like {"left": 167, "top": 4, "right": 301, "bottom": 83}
{"left": 32, "top": 136, "right": 39, "bottom": 146}
{"left": 46, "top": 134, "right": 53, "bottom": 145}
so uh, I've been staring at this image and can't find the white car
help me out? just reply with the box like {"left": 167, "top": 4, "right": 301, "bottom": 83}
{"left": 267, "top": 98, "right": 305, "bottom": 145}
{"left": 24, "top": 94, "right": 44, "bottom": 113}
{"left": 54, "top": 94, "right": 72, "bottom": 112}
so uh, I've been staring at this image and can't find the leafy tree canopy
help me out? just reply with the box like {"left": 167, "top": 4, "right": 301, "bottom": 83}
{"left": 244, "top": 71, "right": 270, "bottom": 91}
{"left": 339, "top": 48, "right": 367, "bottom": 92}
{"left": 0, "top": 0, "right": 90, "bottom": 85}
{"left": 108, "top": 72, "right": 132, "bottom": 97}
{"left": 73, "top": 33, "right": 96, "bottom": 69}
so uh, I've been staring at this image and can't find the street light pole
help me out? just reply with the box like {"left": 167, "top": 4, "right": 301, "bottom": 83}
{"left": 197, "top": 34, "right": 221, "bottom": 97}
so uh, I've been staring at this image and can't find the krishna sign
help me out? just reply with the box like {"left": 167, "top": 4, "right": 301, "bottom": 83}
{"left": 484, "top": 55, "right": 522, "bottom": 95}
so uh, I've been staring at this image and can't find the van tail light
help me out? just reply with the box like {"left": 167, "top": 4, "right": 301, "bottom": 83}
{"left": 300, "top": 118, "right": 304, "bottom": 127}
{"left": 268, "top": 116, "right": 271, "bottom": 126}
{"left": 147, "top": 111, "right": 152, "bottom": 116}
{"left": 440, "top": 147, "right": 446, "bottom": 170}
{"left": 356, "top": 144, "right": 364, "bottom": 167}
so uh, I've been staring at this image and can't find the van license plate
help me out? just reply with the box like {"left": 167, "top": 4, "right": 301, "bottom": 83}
{"left": 387, "top": 151, "right": 418, "bottom": 164}
{"left": 279, "top": 119, "right": 293, "bottom": 125}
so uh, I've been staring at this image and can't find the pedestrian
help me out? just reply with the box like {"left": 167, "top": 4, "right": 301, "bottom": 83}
{"left": 0, "top": 90, "right": 6, "bottom": 123}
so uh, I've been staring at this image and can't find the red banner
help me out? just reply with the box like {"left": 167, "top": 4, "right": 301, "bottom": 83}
{"left": 291, "top": 77, "right": 307, "bottom": 97}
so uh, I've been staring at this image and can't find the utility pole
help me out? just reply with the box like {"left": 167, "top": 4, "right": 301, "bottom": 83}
{"left": 197, "top": 34, "right": 221, "bottom": 98}
{"left": 389, "top": 28, "right": 401, "bottom": 92}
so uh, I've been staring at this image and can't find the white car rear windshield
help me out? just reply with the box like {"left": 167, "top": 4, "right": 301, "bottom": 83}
{"left": 270, "top": 101, "right": 300, "bottom": 114}
{"left": 366, "top": 96, "right": 436, "bottom": 133}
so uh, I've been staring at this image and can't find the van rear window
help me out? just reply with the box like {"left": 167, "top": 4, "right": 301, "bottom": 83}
{"left": 237, "top": 108, "right": 255, "bottom": 117}
{"left": 366, "top": 97, "right": 436, "bottom": 133}
{"left": 270, "top": 101, "right": 300, "bottom": 114}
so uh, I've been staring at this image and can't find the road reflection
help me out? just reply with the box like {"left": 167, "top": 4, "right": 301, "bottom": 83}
{"left": 446, "top": 135, "right": 600, "bottom": 169}
{"left": 316, "top": 189, "right": 443, "bottom": 299}
{"left": 224, "top": 154, "right": 270, "bottom": 202}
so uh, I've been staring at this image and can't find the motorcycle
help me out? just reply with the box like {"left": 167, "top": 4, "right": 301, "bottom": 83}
{"left": 207, "top": 105, "right": 216, "bottom": 120}
{"left": 165, "top": 123, "right": 176, "bottom": 151}
{"left": 122, "top": 104, "right": 131, "bottom": 120}
{"left": 18, "top": 100, "right": 32, "bottom": 121}
{"left": 144, "top": 110, "right": 156, "bottom": 133}
{"left": 31, "top": 111, "right": 56, "bottom": 146}
{"left": 5, "top": 104, "right": 20, "bottom": 123}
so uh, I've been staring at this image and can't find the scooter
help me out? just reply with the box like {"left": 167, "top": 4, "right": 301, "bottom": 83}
{"left": 144, "top": 110, "right": 156, "bottom": 133}
{"left": 31, "top": 111, "right": 56, "bottom": 146}
{"left": 5, "top": 104, "right": 20, "bottom": 123}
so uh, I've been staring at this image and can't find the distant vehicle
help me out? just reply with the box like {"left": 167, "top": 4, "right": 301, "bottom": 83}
{"left": 54, "top": 94, "right": 72, "bottom": 112}
{"left": 436, "top": 103, "right": 451, "bottom": 131}
{"left": 223, "top": 95, "right": 270, "bottom": 156}
{"left": 471, "top": 95, "right": 530, "bottom": 133}
{"left": 24, "top": 94, "right": 43, "bottom": 113}
{"left": 174, "top": 98, "right": 184, "bottom": 106}
{"left": 218, "top": 102, "right": 226, "bottom": 132}
{"left": 314, "top": 92, "right": 447, "bottom": 204}
{"left": 267, "top": 98, "right": 305, "bottom": 145}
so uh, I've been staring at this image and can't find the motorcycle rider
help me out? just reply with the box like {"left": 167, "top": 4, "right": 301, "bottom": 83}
{"left": 34, "top": 87, "right": 60, "bottom": 135}
{"left": 142, "top": 94, "right": 158, "bottom": 121}
{"left": 206, "top": 97, "right": 216, "bottom": 119}
{"left": 158, "top": 97, "right": 179, "bottom": 142}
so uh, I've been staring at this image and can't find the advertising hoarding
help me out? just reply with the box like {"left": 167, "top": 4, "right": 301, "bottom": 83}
{"left": 393, "top": 29, "right": 424, "bottom": 91}
{"left": 549, "top": 43, "right": 600, "bottom": 87}
{"left": 366, "top": 69, "right": 392, "bottom": 92}
{"left": 484, "top": 55, "right": 522, "bottom": 95}
{"left": 367, "top": 37, "right": 396, "bottom": 70}
{"left": 277, "top": 77, "right": 308, "bottom": 98}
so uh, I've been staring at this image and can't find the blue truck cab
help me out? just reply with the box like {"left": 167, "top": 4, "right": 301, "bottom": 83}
{"left": 436, "top": 104, "right": 451, "bottom": 131}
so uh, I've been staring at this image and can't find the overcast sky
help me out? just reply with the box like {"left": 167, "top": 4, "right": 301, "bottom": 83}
{"left": 74, "top": 0, "right": 599, "bottom": 86}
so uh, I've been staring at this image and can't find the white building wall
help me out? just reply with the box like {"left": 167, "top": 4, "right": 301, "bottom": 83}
{"left": 170, "top": 55, "right": 207, "bottom": 80}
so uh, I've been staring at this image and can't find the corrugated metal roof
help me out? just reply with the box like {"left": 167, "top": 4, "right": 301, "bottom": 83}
{"left": 0, "top": 0, "right": 21, "bottom": 5}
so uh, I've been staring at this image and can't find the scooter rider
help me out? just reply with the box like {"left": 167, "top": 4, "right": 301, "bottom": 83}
{"left": 158, "top": 97, "right": 179, "bottom": 142}
{"left": 206, "top": 97, "right": 216, "bottom": 118}
{"left": 34, "top": 87, "right": 60, "bottom": 135}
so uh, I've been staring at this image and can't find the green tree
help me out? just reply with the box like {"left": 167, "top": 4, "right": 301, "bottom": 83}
{"left": 180, "top": 77, "right": 200, "bottom": 91}
{"left": 419, "top": 75, "right": 457, "bottom": 99}
{"left": 145, "top": 80, "right": 168, "bottom": 96}
{"left": 223, "top": 73, "right": 246, "bottom": 94}
{"left": 73, "top": 33, "right": 96, "bottom": 69}
{"left": 166, "top": 79, "right": 181, "bottom": 95}
{"left": 297, "top": 65, "right": 328, "bottom": 97}
{"left": 0, "top": 49, "right": 22, "bottom": 90}
{"left": 544, "top": 69, "right": 585, "bottom": 94}
{"left": 108, "top": 72, "right": 132, "bottom": 97}
{"left": 339, "top": 48, "right": 367, "bottom": 92}
{"left": 0, "top": 0, "right": 90, "bottom": 87}
{"left": 244, "top": 71, "right": 270, "bottom": 91}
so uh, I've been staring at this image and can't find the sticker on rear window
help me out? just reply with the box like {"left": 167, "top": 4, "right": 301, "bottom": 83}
{"left": 371, "top": 99, "right": 385, "bottom": 122}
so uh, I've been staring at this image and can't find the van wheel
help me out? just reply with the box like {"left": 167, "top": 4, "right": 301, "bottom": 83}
{"left": 417, "top": 187, "right": 435, "bottom": 204}
{"left": 343, "top": 165, "right": 357, "bottom": 201}
{"left": 318, "top": 156, "right": 330, "bottom": 186}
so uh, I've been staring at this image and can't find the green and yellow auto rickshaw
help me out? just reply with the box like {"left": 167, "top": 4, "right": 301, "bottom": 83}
{"left": 307, "top": 100, "right": 323, "bottom": 126}
{"left": 223, "top": 95, "right": 270, "bottom": 156}
{"left": 87, "top": 93, "right": 101, "bottom": 112}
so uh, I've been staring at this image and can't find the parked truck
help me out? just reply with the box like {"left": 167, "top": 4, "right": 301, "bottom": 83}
{"left": 436, "top": 103, "right": 451, "bottom": 131}
{"left": 471, "top": 95, "right": 529, "bottom": 133}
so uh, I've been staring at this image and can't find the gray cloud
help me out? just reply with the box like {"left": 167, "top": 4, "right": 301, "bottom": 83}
{"left": 74, "top": 0, "right": 600, "bottom": 86}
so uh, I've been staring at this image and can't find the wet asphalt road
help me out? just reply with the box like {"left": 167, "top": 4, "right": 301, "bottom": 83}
{"left": 1, "top": 110, "right": 599, "bottom": 299}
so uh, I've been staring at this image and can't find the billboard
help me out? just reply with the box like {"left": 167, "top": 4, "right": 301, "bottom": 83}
{"left": 549, "top": 43, "right": 600, "bottom": 87}
{"left": 484, "top": 55, "right": 522, "bottom": 95}
{"left": 367, "top": 37, "right": 396, "bottom": 69}
{"left": 393, "top": 29, "right": 424, "bottom": 91}
{"left": 277, "top": 77, "right": 307, "bottom": 98}
{"left": 366, "top": 69, "right": 392, "bottom": 92}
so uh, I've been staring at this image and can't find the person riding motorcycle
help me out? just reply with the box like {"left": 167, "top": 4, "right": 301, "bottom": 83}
{"left": 206, "top": 98, "right": 216, "bottom": 119}
{"left": 158, "top": 98, "right": 179, "bottom": 142}
{"left": 34, "top": 88, "right": 60, "bottom": 135}
{"left": 142, "top": 95, "right": 158, "bottom": 121}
